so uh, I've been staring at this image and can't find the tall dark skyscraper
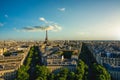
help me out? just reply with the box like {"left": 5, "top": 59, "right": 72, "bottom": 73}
{"left": 44, "top": 30, "right": 48, "bottom": 44}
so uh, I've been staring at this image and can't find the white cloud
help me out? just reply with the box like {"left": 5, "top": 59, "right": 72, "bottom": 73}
{"left": 40, "top": 17, "right": 45, "bottom": 21}
{"left": 51, "top": 24, "right": 62, "bottom": 31}
{"left": 39, "top": 17, "right": 48, "bottom": 23}
{"left": 21, "top": 24, "right": 62, "bottom": 32}
{"left": 16, "top": 17, "right": 62, "bottom": 32}
{"left": 5, "top": 14, "right": 8, "bottom": 18}
{"left": 58, "top": 8, "right": 65, "bottom": 12}
{"left": 0, "top": 23, "right": 4, "bottom": 27}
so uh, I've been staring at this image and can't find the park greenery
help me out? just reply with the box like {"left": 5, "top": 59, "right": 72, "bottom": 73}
{"left": 16, "top": 43, "right": 111, "bottom": 80}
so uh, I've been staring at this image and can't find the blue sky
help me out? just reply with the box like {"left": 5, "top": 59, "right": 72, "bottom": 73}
{"left": 0, "top": 0, "right": 120, "bottom": 40}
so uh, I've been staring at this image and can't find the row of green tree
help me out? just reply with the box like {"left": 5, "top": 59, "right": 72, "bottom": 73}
{"left": 16, "top": 46, "right": 41, "bottom": 80}
{"left": 34, "top": 58, "right": 111, "bottom": 80}
{"left": 35, "top": 60, "right": 88, "bottom": 80}
{"left": 79, "top": 43, "right": 111, "bottom": 80}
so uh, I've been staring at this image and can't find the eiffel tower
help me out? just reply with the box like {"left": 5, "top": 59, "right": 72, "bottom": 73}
{"left": 44, "top": 30, "right": 48, "bottom": 44}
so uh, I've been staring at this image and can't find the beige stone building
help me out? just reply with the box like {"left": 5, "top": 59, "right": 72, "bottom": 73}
{"left": 0, "top": 68, "right": 17, "bottom": 80}
{"left": 0, "top": 48, "right": 7, "bottom": 55}
{"left": 44, "top": 54, "right": 77, "bottom": 73}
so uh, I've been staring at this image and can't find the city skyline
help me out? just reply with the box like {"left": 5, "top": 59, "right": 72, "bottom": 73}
{"left": 0, "top": 0, "right": 120, "bottom": 40}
